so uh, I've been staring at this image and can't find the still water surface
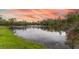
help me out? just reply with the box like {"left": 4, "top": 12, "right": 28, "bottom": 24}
{"left": 13, "top": 26, "right": 70, "bottom": 48}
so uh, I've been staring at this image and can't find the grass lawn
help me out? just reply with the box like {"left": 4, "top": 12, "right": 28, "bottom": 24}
{"left": 0, "top": 26, "right": 44, "bottom": 49}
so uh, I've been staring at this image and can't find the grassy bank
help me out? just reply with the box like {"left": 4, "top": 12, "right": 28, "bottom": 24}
{"left": 0, "top": 26, "right": 44, "bottom": 49}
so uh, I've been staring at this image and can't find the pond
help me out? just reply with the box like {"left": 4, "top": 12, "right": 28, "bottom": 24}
{"left": 13, "top": 25, "right": 70, "bottom": 49}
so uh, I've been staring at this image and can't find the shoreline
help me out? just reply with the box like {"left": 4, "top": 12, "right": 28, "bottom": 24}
{"left": 0, "top": 26, "right": 44, "bottom": 49}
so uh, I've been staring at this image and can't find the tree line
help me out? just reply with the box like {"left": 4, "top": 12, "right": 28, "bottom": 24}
{"left": 0, "top": 11, "right": 79, "bottom": 28}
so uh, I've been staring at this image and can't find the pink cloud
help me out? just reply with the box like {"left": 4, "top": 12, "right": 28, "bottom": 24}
{"left": 0, "top": 9, "right": 77, "bottom": 22}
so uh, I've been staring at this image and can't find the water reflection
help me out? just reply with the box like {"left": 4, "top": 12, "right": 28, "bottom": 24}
{"left": 13, "top": 26, "right": 69, "bottom": 49}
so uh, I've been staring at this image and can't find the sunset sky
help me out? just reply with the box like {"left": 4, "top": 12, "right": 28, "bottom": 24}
{"left": 0, "top": 9, "right": 75, "bottom": 22}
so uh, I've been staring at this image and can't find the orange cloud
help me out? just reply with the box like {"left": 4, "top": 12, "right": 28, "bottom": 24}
{"left": 0, "top": 9, "right": 77, "bottom": 22}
